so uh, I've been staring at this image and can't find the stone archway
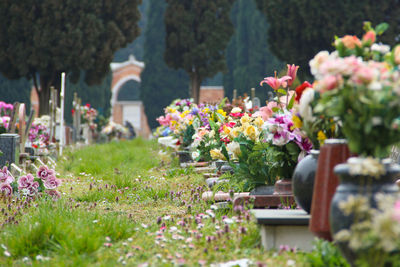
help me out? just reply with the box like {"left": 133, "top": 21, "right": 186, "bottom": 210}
{"left": 110, "top": 55, "right": 151, "bottom": 138}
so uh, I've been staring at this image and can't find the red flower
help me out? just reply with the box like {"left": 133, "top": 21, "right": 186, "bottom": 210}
{"left": 230, "top": 112, "right": 244, "bottom": 118}
{"left": 85, "top": 103, "right": 91, "bottom": 108}
{"left": 295, "top": 81, "right": 312, "bottom": 102}
{"left": 71, "top": 109, "right": 75, "bottom": 115}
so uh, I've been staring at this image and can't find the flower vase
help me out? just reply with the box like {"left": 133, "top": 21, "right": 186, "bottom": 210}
{"left": 177, "top": 149, "right": 192, "bottom": 164}
{"left": 309, "top": 139, "right": 351, "bottom": 241}
{"left": 330, "top": 158, "right": 400, "bottom": 266}
{"left": 292, "top": 150, "right": 319, "bottom": 213}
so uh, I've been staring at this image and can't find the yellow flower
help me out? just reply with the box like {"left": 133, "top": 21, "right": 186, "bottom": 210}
{"left": 230, "top": 127, "right": 241, "bottom": 139}
{"left": 240, "top": 113, "right": 251, "bottom": 125}
{"left": 254, "top": 117, "right": 264, "bottom": 128}
{"left": 180, "top": 110, "right": 190, "bottom": 118}
{"left": 223, "top": 125, "right": 231, "bottom": 135}
{"left": 202, "top": 108, "right": 210, "bottom": 114}
{"left": 217, "top": 109, "right": 226, "bottom": 117}
{"left": 210, "top": 149, "right": 226, "bottom": 160}
{"left": 292, "top": 115, "right": 302, "bottom": 129}
{"left": 317, "top": 130, "right": 327, "bottom": 146}
{"left": 244, "top": 125, "right": 258, "bottom": 141}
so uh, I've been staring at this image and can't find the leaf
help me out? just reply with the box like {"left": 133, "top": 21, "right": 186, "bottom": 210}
{"left": 215, "top": 112, "right": 225, "bottom": 122}
{"left": 277, "top": 89, "right": 287, "bottom": 95}
{"left": 287, "top": 93, "right": 295, "bottom": 110}
{"left": 375, "top": 23, "right": 389, "bottom": 35}
{"left": 272, "top": 107, "right": 280, "bottom": 112}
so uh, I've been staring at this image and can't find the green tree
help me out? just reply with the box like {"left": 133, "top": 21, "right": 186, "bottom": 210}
{"left": 114, "top": 0, "right": 149, "bottom": 62}
{"left": 255, "top": 0, "right": 400, "bottom": 78}
{"left": 164, "top": 0, "right": 235, "bottom": 103}
{"left": 0, "top": 0, "right": 141, "bottom": 116}
{"left": 0, "top": 75, "right": 31, "bottom": 110}
{"left": 140, "top": 0, "right": 189, "bottom": 129}
{"left": 224, "top": 0, "right": 282, "bottom": 101}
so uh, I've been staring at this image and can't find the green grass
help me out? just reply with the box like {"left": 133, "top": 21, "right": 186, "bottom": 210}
{"left": 0, "top": 138, "right": 338, "bottom": 266}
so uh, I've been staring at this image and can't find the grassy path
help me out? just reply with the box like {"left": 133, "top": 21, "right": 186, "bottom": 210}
{"left": 0, "top": 139, "right": 330, "bottom": 266}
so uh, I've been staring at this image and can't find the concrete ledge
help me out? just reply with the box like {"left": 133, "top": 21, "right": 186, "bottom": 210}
{"left": 252, "top": 209, "right": 315, "bottom": 251}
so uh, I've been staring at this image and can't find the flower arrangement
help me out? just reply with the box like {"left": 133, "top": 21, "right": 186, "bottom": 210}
{"left": 311, "top": 22, "right": 400, "bottom": 158}
{"left": 101, "top": 121, "right": 128, "bottom": 140}
{"left": 334, "top": 194, "right": 400, "bottom": 266}
{"left": 0, "top": 101, "right": 13, "bottom": 134}
{"left": 29, "top": 116, "right": 51, "bottom": 149}
{"left": 257, "top": 65, "right": 312, "bottom": 182}
{"left": 0, "top": 165, "right": 61, "bottom": 199}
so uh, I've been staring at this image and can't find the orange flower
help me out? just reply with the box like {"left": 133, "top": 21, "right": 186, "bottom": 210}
{"left": 362, "top": 30, "right": 376, "bottom": 44}
{"left": 341, "top": 35, "right": 362, "bottom": 49}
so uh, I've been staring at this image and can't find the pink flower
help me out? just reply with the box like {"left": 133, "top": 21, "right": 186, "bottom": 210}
{"left": 156, "top": 114, "right": 172, "bottom": 126}
{"left": 0, "top": 183, "right": 12, "bottom": 196}
{"left": 260, "top": 71, "right": 292, "bottom": 90}
{"left": 0, "top": 166, "right": 13, "bottom": 184}
{"left": 43, "top": 175, "right": 61, "bottom": 190}
{"left": 18, "top": 174, "right": 35, "bottom": 188}
{"left": 286, "top": 64, "right": 299, "bottom": 86}
{"left": 18, "top": 174, "right": 39, "bottom": 195}
{"left": 393, "top": 200, "right": 400, "bottom": 222}
{"left": 37, "top": 165, "right": 55, "bottom": 181}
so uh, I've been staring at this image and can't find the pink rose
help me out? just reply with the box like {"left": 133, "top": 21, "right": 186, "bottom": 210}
{"left": 393, "top": 200, "right": 400, "bottom": 222}
{"left": 0, "top": 183, "right": 13, "bottom": 196}
{"left": 37, "top": 166, "right": 55, "bottom": 181}
{"left": 43, "top": 175, "right": 61, "bottom": 190}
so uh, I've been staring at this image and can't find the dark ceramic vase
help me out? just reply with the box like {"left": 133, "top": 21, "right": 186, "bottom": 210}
{"left": 292, "top": 150, "right": 319, "bottom": 213}
{"left": 309, "top": 139, "right": 352, "bottom": 241}
{"left": 330, "top": 158, "right": 400, "bottom": 266}
{"left": 177, "top": 150, "right": 192, "bottom": 163}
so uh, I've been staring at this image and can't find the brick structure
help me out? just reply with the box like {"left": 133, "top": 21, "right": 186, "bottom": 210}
{"left": 199, "top": 86, "right": 225, "bottom": 104}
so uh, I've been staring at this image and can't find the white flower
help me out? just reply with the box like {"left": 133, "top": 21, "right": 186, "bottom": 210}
{"left": 231, "top": 107, "right": 242, "bottom": 113}
{"left": 299, "top": 88, "right": 315, "bottom": 122}
{"left": 368, "top": 81, "right": 382, "bottom": 91}
{"left": 309, "top": 51, "right": 330, "bottom": 78}
{"left": 226, "top": 142, "right": 241, "bottom": 157}
{"left": 371, "top": 43, "right": 391, "bottom": 54}
{"left": 191, "top": 151, "right": 200, "bottom": 159}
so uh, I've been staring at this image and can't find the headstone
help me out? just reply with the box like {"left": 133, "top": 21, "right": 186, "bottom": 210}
{"left": 10, "top": 163, "right": 22, "bottom": 177}
{"left": 0, "top": 134, "right": 20, "bottom": 167}
{"left": 391, "top": 146, "right": 400, "bottom": 164}
{"left": 252, "top": 97, "right": 261, "bottom": 110}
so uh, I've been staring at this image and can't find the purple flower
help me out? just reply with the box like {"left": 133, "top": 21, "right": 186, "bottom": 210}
{"left": 46, "top": 190, "right": 61, "bottom": 199}
{"left": 37, "top": 166, "right": 55, "bottom": 181}
{"left": 0, "top": 183, "right": 12, "bottom": 196}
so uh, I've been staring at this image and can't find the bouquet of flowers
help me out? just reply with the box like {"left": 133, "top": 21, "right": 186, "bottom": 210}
{"left": 0, "top": 101, "right": 13, "bottom": 134}
{"left": 311, "top": 22, "right": 400, "bottom": 158}
{"left": 29, "top": 116, "right": 51, "bottom": 149}
{"left": 0, "top": 165, "right": 61, "bottom": 199}
{"left": 101, "top": 121, "right": 128, "bottom": 140}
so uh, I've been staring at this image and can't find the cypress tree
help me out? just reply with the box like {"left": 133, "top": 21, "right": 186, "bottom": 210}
{"left": 164, "top": 0, "right": 235, "bottom": 103}
{"left": 255, "top": 0, "right": 400, "bottom": 78}
{"left": 140, "top": 0, "right": 189, "bottom": 129}
{"left": 224, "top": 0, "right": 282, "bottom": 101}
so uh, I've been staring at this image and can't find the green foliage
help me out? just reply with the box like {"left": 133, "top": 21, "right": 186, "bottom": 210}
{"left": 231, "top": 137, "right": 272, "bottom": 191}
{"left": 140, "top": 0, "right": 189, "bottom": 129}
{"left": 0, "top": 199, "right": 135, "bottom": 258}
{"left": 0, "top": 0, "right": 141, "bottom": 115}
{"left": 0, "top": 74, "right": 31, "bottom": 109}
{"left": 164, "top": 0, "right": 235, "bottom": 102}
{"left": 113, "top": 0, "right": 149, "bottom": 62}
{"left": 306, "top": 239, "right": 350, "bottom": 267}
{"left": 224, "top": 0, "right": 283, "bottom": 101}
{"left": 255, "top": 0, "right": 400, "bottom": 79}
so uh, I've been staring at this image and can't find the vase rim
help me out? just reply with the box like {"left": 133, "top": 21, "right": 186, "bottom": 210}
{"left": 324, "top": 139, "right": 348, "bottom": 144}
{"left": 310, "top": 149, "right": 320, "bottom": 155}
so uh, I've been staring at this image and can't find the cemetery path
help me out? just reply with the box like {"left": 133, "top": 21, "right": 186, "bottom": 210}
{"left": 0, "top": 139, "right": 307, "bottom": 266}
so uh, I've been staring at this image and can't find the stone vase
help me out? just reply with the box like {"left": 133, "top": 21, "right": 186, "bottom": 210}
{"left": 330, "top": 158, "right": 400, "bottom": 265}
{"left": 292, "top": 150, "right": 319, "bottom": 213}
